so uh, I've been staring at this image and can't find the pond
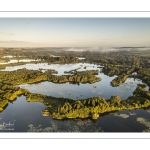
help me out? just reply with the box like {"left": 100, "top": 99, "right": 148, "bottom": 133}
{"left": 0, "top": 62, "right": 149, "bottom": 132}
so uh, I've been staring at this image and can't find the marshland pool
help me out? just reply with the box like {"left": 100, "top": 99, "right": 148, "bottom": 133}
{"left": 0, "top": 62, "right": 150, "bottom": 132}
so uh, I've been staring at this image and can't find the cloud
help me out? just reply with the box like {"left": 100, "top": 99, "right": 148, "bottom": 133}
{"left": 66, "top": 48, "right": 87, "bottom": 51}
{"left": 64, "top": 47, "right": 120, "bottom": 52}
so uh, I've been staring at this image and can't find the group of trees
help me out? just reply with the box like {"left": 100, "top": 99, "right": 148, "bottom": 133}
{"left": 0, "top": 68, "right": 101, "bottom": 85}
{"left": 111, "top": 74, "right": 129, "bottom": 86}
{"left": 135, "top": 68, "right": 150, "bottom": 88}
{"left": 50, "top": 85, "right": 150, "bottom": 120}
{"left": 0, "top": 83, "right": 29, "bottom": 111}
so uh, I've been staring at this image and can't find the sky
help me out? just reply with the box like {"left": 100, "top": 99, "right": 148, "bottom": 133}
{"left": 0, "top": 18, "right": 150, "bottom": 47}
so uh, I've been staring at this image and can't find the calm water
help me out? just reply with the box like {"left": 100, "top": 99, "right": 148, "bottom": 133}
{"left": 0, "top": 95, "right": 150, "bottom": 132}
{"left": 0, "top": 62, "right": 150, "bottom": 132}
{"left": 17, "top": 63, "right": 148, "bottom": 100}
{"left": 1, "top": 62, "right": 99, "bottom": 74}
{"left": 0, "top": 59, "right": 40, "bottom": 65}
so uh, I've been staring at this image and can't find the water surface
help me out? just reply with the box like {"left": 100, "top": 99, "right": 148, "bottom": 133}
{"left": 1, "top": 96, "right": 150, "bottom": 132}
{"left": 16, "top": 63, "right": 148, "bottom": 100}
{"left": 0, "top": 62, "right": 150, "bottom": 132}
{"left": 0, "top": 59, "right": 40, "bottom": 65}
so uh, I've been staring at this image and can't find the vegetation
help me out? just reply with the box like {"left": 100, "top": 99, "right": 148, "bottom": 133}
{"left": 0, "top": 83, "right": 29, "bottom": 111}
{"left": 0, "top": 100, "right": 8, "bottom": 111}
{"left": 2, "top": 48, "right": 150, "bottom": 120}
{"left": 1, "top": 81, "right": 150, "bottom": 119}
{"left": 0, "top": 68, "right": 101, "bottom": 85}
{"left": 17, "top": 84, "right": 150, "bottom": 120}
{"left": 111, "top": 74, "right": 129, "bottom": 86}
{"left": 135, "top": 68, "right": 150, "bottom": 88}
{"left": 49, "top": 87, "right": 150, "bottom": 120}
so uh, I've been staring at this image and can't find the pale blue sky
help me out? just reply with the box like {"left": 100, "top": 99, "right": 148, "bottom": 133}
{"left": 0, "top": 18, "right": 150, "bottom": 47}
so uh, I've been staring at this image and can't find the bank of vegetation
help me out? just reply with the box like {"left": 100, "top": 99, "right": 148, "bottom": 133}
{"left": 0, "top": 83, "right": 29, "bottom": 111}
{"left": 1, "top": 81, "right": 150, "bottom": 120}
{"left": 4, "top": 83, "right": 149, "bottom": 120}
{"left": 0, "top": 68, "right": 101, "bottom": 85}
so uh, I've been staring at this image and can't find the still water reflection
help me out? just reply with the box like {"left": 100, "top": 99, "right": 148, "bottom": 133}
{"left": 1, "top": 96, "right": 150, "bottom": 132}
{"left": 3, "top": 62, "right": 148, "bottom": 100}
{"left": 19, "top": 75, "right": 148, "bottom": 100}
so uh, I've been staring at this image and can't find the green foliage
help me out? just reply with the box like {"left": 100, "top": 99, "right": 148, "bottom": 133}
{"left": 136, "top": 68, "right": 150, "bottom": 87}
{"left": 111, "top": 74, "right": 128, "bottom": 86}
{"left": 2, "top": 48, "right": 150, "bottom": 120}
{"left": 0, "top": 83, "right": 29, "bottom": 110}
{"left": 110, "top": 95, "right": 121, "bottom": 106}
{"left": 0, "top": 100, "right": 8, "bottom": 111}
{"left": 26, "top": 93, "right": 45, "bottom": 102}
{"left": 0, "top": 83, "right": 29, "bottom": 101}
{"left": 0, "top": 68, "right": 101, "bottom": 85}
{"left": 47, "top": 87, "right": 150, "bottom": 120}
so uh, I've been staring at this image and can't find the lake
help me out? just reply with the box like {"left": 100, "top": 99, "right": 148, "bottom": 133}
{"left": 0, "top": 62, "right": 150, "bottom": 132}
{"left": 1, "top": 95, "right": 150, "bottom": 132}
